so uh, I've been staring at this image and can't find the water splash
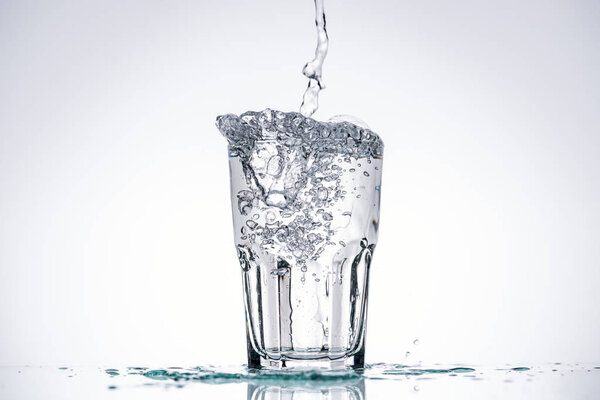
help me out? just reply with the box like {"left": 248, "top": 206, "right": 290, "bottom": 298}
{"left": 365, "top": 364, "right": 476, "bottom": 378}
{"left": 121, "top": 366, "right": 361, "bottom": 385}
{"left": 216, "top": 109, "right": 383, "bottom": 266}
{"left": 8, "top": 364, "right": 600, "bottom": 399}
{"left": 300, "top": 0, "right": 329, "bottom": 117}
{"left": 103, "top": 363, "right": 484, "bottom": 385}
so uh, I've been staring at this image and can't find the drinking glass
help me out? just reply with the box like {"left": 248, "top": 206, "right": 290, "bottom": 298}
{"left": 218, "top": 109, "right": 383, "bottom": 370}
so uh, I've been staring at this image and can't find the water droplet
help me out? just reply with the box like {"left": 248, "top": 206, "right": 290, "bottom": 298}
{"left": 105, "top": 369, "right": 120, "bottom": 376}
{"left": 363, "top": 171, "right": 370, "bottom": 177}
{"left": 449, "top": 367, "right": 475, "bottom": 373}
{"left": 322, "top": 212, "right": 333, "bottom": 221}
{"left": 413, "top": 385, "right": 419, "bottom": 392}
{"left": 413, "top": 339, "right": 420, "bottom": 345}
{"left": 405, "top": 351, "right": 411, "bottom": 357}
{"left": 266, "top": 211, "right": 276, "bottom": 224}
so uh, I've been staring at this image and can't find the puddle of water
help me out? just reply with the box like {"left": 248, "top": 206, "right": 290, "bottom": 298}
{"left": 96, "top": 362, "right": 599, "bottom": 387}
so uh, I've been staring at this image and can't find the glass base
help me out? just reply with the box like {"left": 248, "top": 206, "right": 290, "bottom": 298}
{"left": 247, "top": 340, "right": 365, "bottom": 371}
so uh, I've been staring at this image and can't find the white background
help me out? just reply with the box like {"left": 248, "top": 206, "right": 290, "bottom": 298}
{"left": 1, "top": 0, "right": 599, "bottom": 368}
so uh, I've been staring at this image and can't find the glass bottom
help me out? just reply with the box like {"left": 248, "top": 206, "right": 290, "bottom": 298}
{"left": 247, "top": 340, "right": 365, "bottom": 370}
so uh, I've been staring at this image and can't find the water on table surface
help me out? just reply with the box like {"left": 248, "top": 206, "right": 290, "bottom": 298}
{"left": 2, "top": 364, "right": 599, "bottom": 399}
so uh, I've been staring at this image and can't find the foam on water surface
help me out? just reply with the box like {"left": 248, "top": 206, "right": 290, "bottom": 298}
{"left": 217, "top": 108, "right": 382, "bottom": 274}
{"left": 217, "top": 109, "right": 383, "bottom": 161}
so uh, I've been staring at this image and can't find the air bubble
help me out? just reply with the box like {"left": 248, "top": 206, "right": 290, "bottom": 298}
{"left": 246, "top": 220, "right": 258, "bottom": 230}
{"left": 217, "top": 110, "right": 384, "bottom": 268}
{"left": 270, "top": 267, "right": 290, "bottom": 277}
{"left": 266, "top": 155, "right": 283, "bottom": 176}
{"left": 317, "top": 187, "right": 328, "bottom": 200}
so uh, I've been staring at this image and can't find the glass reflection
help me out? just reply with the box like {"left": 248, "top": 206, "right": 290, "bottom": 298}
{"left": 247, "top": 378, "right": 366, "bottom": 400}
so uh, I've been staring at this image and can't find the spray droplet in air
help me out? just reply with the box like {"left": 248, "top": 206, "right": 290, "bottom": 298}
{"left": 413, "top": 339, "right": 420, "bottom": 345}
{"left": 300, "top": 0, "right": 328, "bottom": 117}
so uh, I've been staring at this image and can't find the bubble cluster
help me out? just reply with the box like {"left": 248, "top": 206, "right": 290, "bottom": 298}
{"left": 217, "top": 109, "right": 383, "bottom": 266}
{"left": 217, "top": 109, "right": 383, "bottom": 161}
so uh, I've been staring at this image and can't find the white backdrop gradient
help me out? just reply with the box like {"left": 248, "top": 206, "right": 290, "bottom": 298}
{"left": 1, "top": 0, "right": 599, "bottom": 367}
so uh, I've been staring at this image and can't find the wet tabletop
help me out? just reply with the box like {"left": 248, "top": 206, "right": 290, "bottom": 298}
{"left": 1, "top": 363, "right": 599, "bottom": 399}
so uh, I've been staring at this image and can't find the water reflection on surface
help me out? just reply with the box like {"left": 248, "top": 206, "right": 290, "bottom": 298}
{"left": 1, "top": 364, "right": 599, "bottom": 399}
{"left": 247, "top": 379, "right": 365, "bottom": 400}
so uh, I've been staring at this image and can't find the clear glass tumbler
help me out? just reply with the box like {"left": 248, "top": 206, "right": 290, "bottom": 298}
{"left": 217, "top": 109, "right": 383, "bottom": 370}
